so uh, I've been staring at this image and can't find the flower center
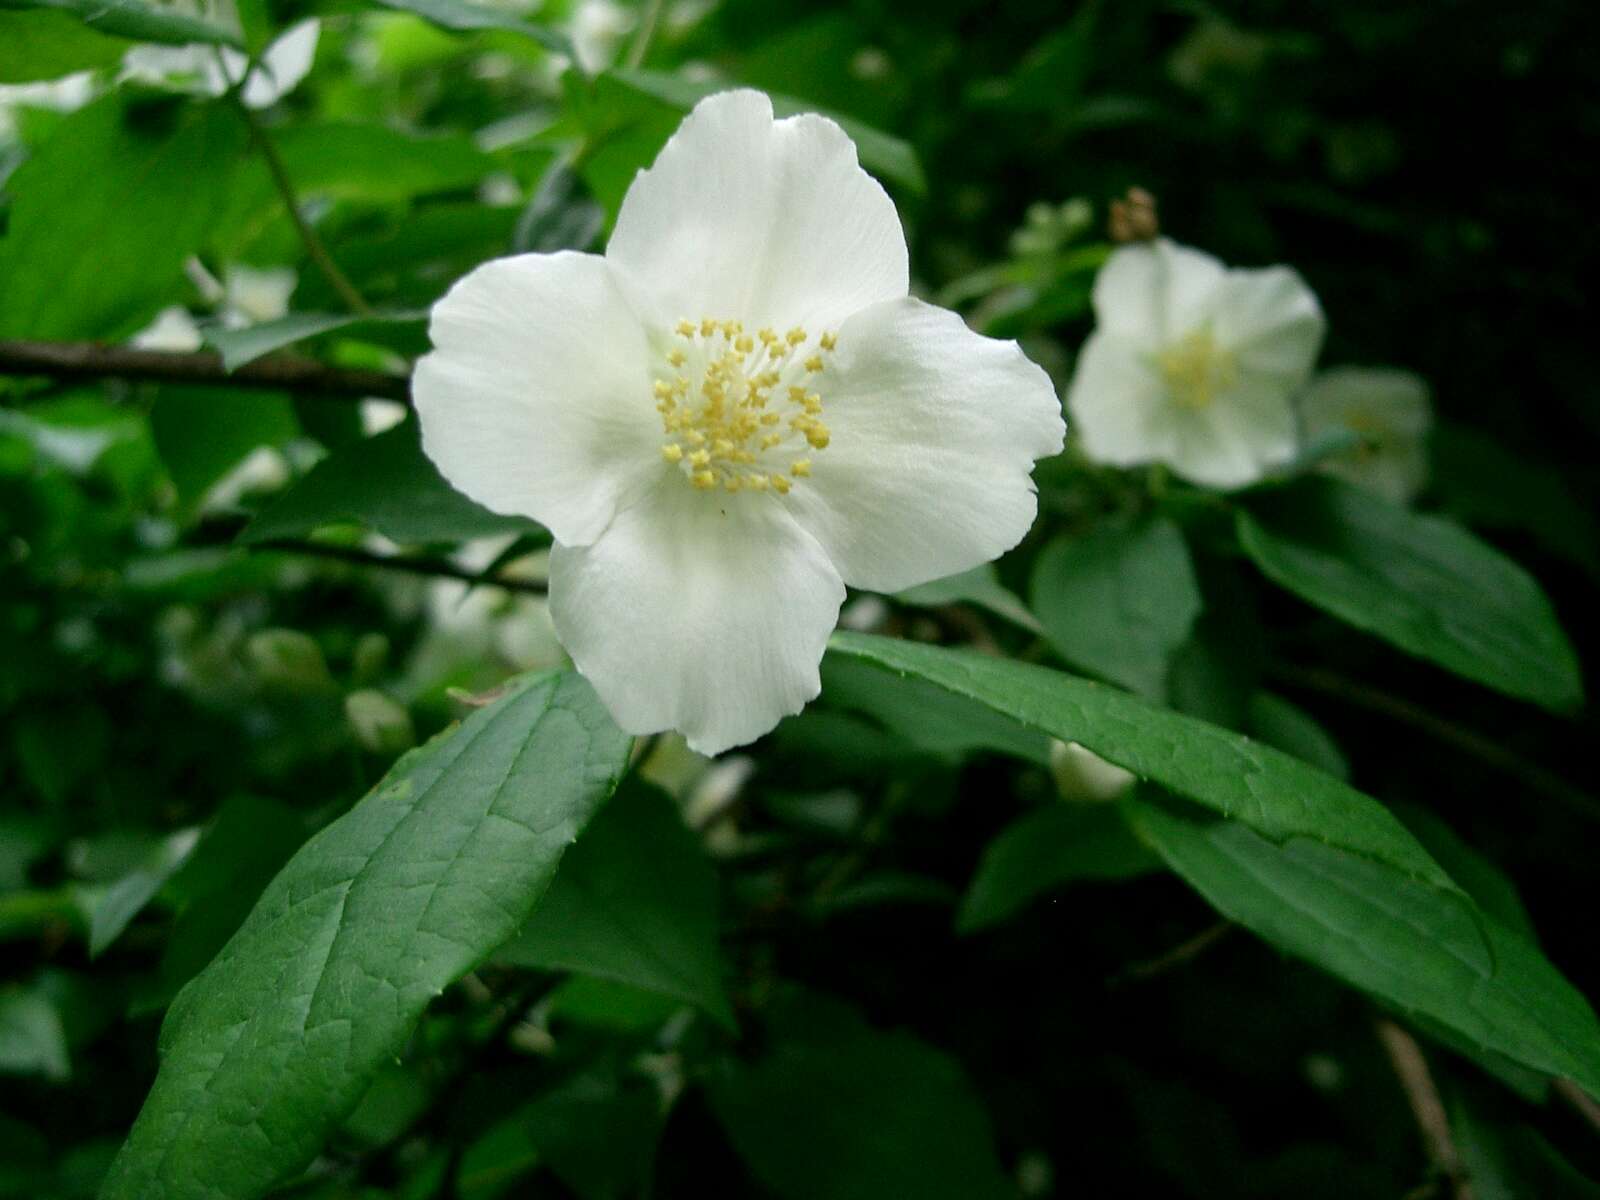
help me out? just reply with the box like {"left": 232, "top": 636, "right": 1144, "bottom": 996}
{"left": 1156, "top": 329, "right": 1236, "bottom": 411}
{"left": 654, "top": 318, "right": 837, "bottom": 494}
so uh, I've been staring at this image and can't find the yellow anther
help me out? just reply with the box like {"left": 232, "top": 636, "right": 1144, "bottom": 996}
{"left": 713, "top": 438, "right": 735, "bottom": 456}
{"left": 758, "top": 328, "right": 777, "bottom": 344}
{"left": 724, "top": 476, "right": 742, "bottom": 493}
{"left": 791, "top": 458, "right": 812, "bottom": 477}
{"left": 747, "top": 474, "right": 769, "bottom": 491}
{"left": 734, "top": 334, "right": 754, "bottom": 353}
{"left": 803, "top": 394, "right": 823, "bottom": 414}
{"left": 805, "top": 425, "right": 830, "bottom": 450}
{"left": 771, "top": 474, "right": 791, "bottom": 494}
{"left": 700, "top": 318, "right": 717, "bottom": 336}
{"left": 661, "top": 443, "right": 683, "bottom": 463}
{"left": 689, "top": 449, "right": 711, "bottom": 468}
{"left": 804, "top": 355, "right": 824, "bottom": 372}
{"left": 788, "top": 385, "right": 808, "bottom": 403}
{"left": 653, "top": 379, "right": 674, "bottom": 399}
{"left": 692, "top": 470, "right": 716, "bottom": 489}
{"left": 786, "top": 327, "right": 807, "bottom": 346}
{"left": 820, "top": 331, "right": 837, "bottom": 351}
{"left": 687, "top": 430, "right": 706, "bottom": 446}
{"left": 760, "top": 412, "right": 780, "bottom": 426}
{"left": 675, "top": 319, "right": 696, "bottom": 336}
{"left": 666, "top": 349, "right": 686, "bottom": 367}
{"left": 761, "top": 433, "right": 782, "bottom": 449}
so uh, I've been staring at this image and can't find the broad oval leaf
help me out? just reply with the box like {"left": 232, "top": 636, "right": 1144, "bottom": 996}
{"left": 826, "top": 631, "right": 1453, "bottom": 892}
{"left": 1126, "top": 794, "right": 1600, "bottom": 1095}
{"left": 101, "top": 671, "right": 632, "bottom": 1200}
{"left": 371, "top": 0, "right": 573, "bottom": 56}
{"left": 1237, "top": 477, "right": 1583, "bottom": 711}
{"left": 0, "top": 0, "right": 240, "bottom": 47}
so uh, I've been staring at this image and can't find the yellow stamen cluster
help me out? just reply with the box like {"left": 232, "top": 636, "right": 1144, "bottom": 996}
{"left": 1156, "top": 329, "right": 1237, "bottom": 411}
{"left": 655, "top": 317, "right": 838, "bottom": 494}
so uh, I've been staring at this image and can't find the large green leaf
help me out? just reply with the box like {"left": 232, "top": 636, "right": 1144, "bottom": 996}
{"left": 494, "top": 779, "right": 735, "bottom": 1027}
{"left": 242, "top": 418, "right": 541, "bottom": 546}
{"left": 149, "top": 388, "right": 300, "bottom": 513}
{"left": 1126, "top": 794, "right": 1600, "bottom": 1095}
{"left": 1029, "top": 515, "right": 1202, "bottom": 699}
{"left": 1237, "top": 477, "right": 1583, "bottom": 711}
{"left": 0, "top": 10, "right": 127, "bottom": 81}
{"left": 370, "top": 0, "right": 572, "bottom": 56}
{"left": 101, "top": 671, "right": 632, "bottom": 1200}
{"left": 0, "top": 0, "right": 239, "bottom": 47}
{"left": 708, "top": 990, "right": 1011, "bottom": 1200}
{"left": 0, "top": 95, "right": 246, "bottom": 340}
{"left": 826, "top": 632, "right": 1452, "bottom": 891}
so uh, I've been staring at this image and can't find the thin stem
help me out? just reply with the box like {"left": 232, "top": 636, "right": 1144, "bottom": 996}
{"left": 1271, "top": 664, "right": 1600, "bottom": 824}
{"left": 255, "top": 539, "right": 547, "bottom": 595}
{"left": 228, "top": 89, "right": 373, "bottom": 317}
{"left": 1375, "top": 1017, "right": 1474, "bottom": 1200}
{"left": 0, "top": 339, "right": 408, "bottom": 401}
{"left": 1108, "top": 919, "right": 1233, "bottom": 988}
{"left": 1555, "top": 1078, "right": 1600, "bottom": 1138}
{"left": 623, "top": 0, "right": 663, "bottom": 68}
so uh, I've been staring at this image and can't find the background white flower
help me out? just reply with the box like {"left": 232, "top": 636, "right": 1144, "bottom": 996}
{"left": 1066, "top": 237, "right": 1325, "bottom": 488}
{"left": 1299, "top": 366, "right": 1432, "bottom": 504}
{"left": 415, "top": 90, "right": 1064, "bottom": 755}
{"left": 123, "top": 17, "right": 320, "bottom": 110}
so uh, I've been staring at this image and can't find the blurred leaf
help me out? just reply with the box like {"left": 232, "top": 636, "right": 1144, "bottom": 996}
{"left": 1126, "top": 794, "right": 1600, "bottom": 1094}
{"left": 544, "top": 976, "right": 685, "bottom": 1033}
{"left": 512, "top": 159, "right": 604, "bottom": 254}
{"left": 0, "top": 0, "right": 239, "bottom": 47}
{"left": 1031, "top": 515, "right": 1203, "bottom": 699}
{"left": 1395, "top": 806, "right": 1535, "bottom": 942}
{"left": 149, "top": 388, "right": 299, "bottom": 512}
{"left": 1237, "top": 477, "right": 1583, "bottom": 711}
{"left": 86, "top": 827, "right": 199, "bottom": 959}
{"left": 101, "top": 671, "right": 632, "bottom": 1200}
{"left": 0, "top": 10, "right": 127, "bottom": 81}
{"left": 709, "top": 990, "right": 1011, "bottom": 1200}
{"left": 0, "top": 987, "right": 69, "bottom": 1081}
{"left": 496, "top": 779, "right": 734, "bottom": 1027}
{"left": 204, "top": 311, "right": 425, "bottom": 372}
{"left": 820, "top": 653, "right": 1052, "bottom": 766}
{"left": 1451, "top": 1090, "right": 1600, "bottom": 1199}
{"left": 958, "top": 802, "right": 1161, "bottom": 932}
{"left": 1246, "top": 691, "right": 1348, "bottom": 781}
{"left": 602, "top": 69, "right": 927, "bottom": 195}
{"left": 371, "top": 0, "right": 571, "bottom": 56}
{"left": 242, "top": 417, "right": 540, "bottom": 545}
{"left": 0, "top": 94, "right": 246, "bottom": 340}
{"left": 895, "top": 563, "right": 1042, "bottom": 634}
{"left": 826, "top": 632, "right": 1455, "bottom": 891}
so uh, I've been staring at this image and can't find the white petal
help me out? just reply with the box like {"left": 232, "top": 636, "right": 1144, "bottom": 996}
{"left": 1212, "top": 264, "right": 1325, "bottom": 385}
{"left": 1065, "top": 331, "right": 1175, "bottom": 468}
{"left": 1170, "top": 378, "right": 1298, "bottom": 488}
{"left": 605, "top": 90, "right": 908, "bottom": 332}
{"left": 1092, "top": 238, "right": 1227, "bottom": 344}
{"left": 1301, "top": 367, "right": 1432, "bottom": 438}
{"left": 238, "top": 20, "right": 321, "bottom": 109}
{"left": 414, "top": 251, "right": 659, "bottom": 547}
{"left": 549, "top": 480, "right": 845, "bottom": 756}
{"left": 780, "top": 298, "right": 1064, "bottom": 593}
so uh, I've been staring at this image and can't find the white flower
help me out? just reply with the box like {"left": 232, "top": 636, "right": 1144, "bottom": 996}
{"left": 1066, "top": 237, "right": 1325, "bottom": 488}
{"left": 122, "top": 18, "right": 320, "bottom": 110}
{"left": 1299, "top": 366, "right": 1432, "bottom": 504}
{"left": 1048, "top": 740, "right": 1136, "bottom": 804}
{"left": 414, "top": 90, "right": 1064, "bottom": 754}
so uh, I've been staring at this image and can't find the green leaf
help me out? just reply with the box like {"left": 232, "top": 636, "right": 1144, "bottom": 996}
{"left": 370, "top": 0, "right": 572, "bottom": 56}
{"left": 602, "top": 68, "right": 927, "bottom": 196}
{"left": 0, "top": 986, "right": 70, "bottom": 1081}
{"left": 100, "top": 671, "right": 632, "bottom": 1200}
{"left": 149, "top": 388, "right": 300, "bottom": 513}
{"left": 86, "top": 827, "right": 200, "bottom": 959}
{"left": 1126, "top": 794, "right": 1600, "bottom": 1095}
{"left": 494, "top": 779, "right": 734, "bottom": 1028}
{"left": 1030, "top": 515, "right": 1203, "bottom": 699}
{"left": 958, "top": 802, "right": 1162, "bottom": 933}
{"left": 826, "top": 632, "right": 1453, "bottom": 891}
{"left": 0, "top": 95, "right": 246, "bottom": 340}
{"left": 0, "top": 0, "right": 240, "bottom": 47}
{"left": 1237, "top": 477, "right": 1583, "bottom": 711}
{"left": 242, "top": 418, "right": 541, "bottom": 546}
{"left": 819, "top": 653, "right": 1052, "bottom": 766}
{"left": 0, "top": 10, "right": 127, "bottom": 82}
{"left": 1246, "top": 691, "right": 1348, "bottom": 782}
{"left": 894, "top": 563, "right": 1042, "bottom": 634}
{"left": 203, "top": 311, "right": 425, "bottom": 372}
{"left": 708, "top": 990, "right": 1011, "bottom": 1200}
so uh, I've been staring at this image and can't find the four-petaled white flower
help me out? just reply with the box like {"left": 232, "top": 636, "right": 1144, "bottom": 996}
{"left": 415, "top": 90, "right": 1065, "bottom": 754}
{"left": 1299, "top": 366, "right": 1432, "bottom": 505}
{"left": 1066, "top": 237, "right": 1325, "bottom": 488}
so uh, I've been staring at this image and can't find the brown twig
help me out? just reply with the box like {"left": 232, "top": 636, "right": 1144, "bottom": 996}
{"left": 1108, "top": 919, "right": 1233, "bottom": 988}
{"left": 0, "top": 339, "right": 409, "bottom": 402}
{"left": 1272, "top": 664, "right": 1600, "bottom": 824}
{"left": 1375, "top": 1017, "right": 1473, "bottom": 1200}
{"left": 1555, "top": 1078, "right": 1600, "bottom": 1138}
